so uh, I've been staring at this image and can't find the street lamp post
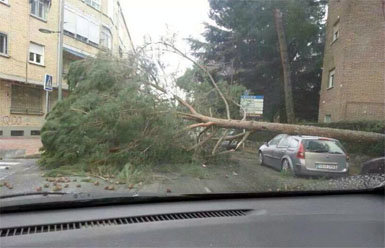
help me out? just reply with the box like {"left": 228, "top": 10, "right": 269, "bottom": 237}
{"left": 38, "top": 0, "right": 64, "bottom": 102}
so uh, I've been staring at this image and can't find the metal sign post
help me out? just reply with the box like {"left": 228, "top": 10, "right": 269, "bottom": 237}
{"left": 44, "top": 74, "right": 53, "bottom": 114}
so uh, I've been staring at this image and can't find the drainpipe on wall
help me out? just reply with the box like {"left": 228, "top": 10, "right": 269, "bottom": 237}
{"left": 57, "top": 0, "right": 64, "bottom": 101}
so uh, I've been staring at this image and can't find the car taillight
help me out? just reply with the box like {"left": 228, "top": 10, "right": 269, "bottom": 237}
{"left": 297, "top": 143, "right": 305, "bottom": 159}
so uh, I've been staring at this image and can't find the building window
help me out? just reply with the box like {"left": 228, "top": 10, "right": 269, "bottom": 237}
{"left": 30, "top": 0, "right": 49, "bottom": 20}
{"left": 83, "top": 0, "right": 100, "bottom": 10}
{"left": 324, "top": 114, "right": 331, "bottom": 123}
{"left": 64, "top": 6, "right": 100, "bottom": 46}
{"left": 11, "top": 130, "right": 24, "bottom": 137}
{"left": 0, "top": 32, "right": 7, "bottom": 55}
{"left": 31, "top": 130, "right": 41, "bottom": 136}
{"left": 332, "top": 22, "right": 339, "bottom": 42}
{"left": 100, "top": 26, "right": 112, "bottom": 50}
{"left": 328, "top": 69, "right": 335, "bottom": 89}
{"left": 11, "top": 85, "right": 43, "bottom": 115}
{"left": 29, "top": 42, "right": 45, "bottom": 65}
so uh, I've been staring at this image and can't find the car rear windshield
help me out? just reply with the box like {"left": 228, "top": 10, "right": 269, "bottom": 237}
{"left": 302, "top": 139, "right": 345, "bottom": 154}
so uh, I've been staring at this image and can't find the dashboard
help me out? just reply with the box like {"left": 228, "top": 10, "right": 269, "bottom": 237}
{"left": 1, "top": 193, "right": 384, "bottom": 247}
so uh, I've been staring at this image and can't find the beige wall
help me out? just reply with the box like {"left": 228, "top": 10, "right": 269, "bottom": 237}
{"left": 0, "top": 79, "right": 46, "bottom": 128}
{"left": 0, "top": 0, "right": 133, "bottom": 136}
{"left": 318, "top": 0, "right": 385, "bottom": 122}
{"left": 0, "top": 0, "right": 60, "bottom": 86}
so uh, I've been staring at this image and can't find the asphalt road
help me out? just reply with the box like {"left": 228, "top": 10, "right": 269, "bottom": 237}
{"left": 1, "top": 154, "right": 384, "bottom": 199}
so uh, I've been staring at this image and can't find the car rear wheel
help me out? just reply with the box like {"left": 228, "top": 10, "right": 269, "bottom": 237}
{"left": 258, "top": 151, "right": 264, "bottom": 165}
{"left": 281, "top": 159, "right": 294, "bottom": 176}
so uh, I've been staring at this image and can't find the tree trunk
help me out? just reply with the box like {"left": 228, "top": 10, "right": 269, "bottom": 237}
{"left": 274, "top": 8, "right": 295, "bottom": 123}
{"left": 183, "top": 113, "right": 384, "bottom": 143}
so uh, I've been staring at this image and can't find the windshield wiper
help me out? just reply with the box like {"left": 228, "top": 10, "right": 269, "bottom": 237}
{"left": 0, "top": 192, "right": 68, "bottom": 199}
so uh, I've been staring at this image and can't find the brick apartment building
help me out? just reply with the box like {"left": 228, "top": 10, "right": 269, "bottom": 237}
{"left": 318, "top": 0, "right": 385, "bottom": 123}
{"left": 0, "top": 0, "right": 134, "bottom": 137}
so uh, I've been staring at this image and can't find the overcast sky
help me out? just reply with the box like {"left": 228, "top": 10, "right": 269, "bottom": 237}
{"left": 120, "top": 0, "right": 210, "bottom": 74}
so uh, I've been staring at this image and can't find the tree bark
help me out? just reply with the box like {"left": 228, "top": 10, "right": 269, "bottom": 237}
{"left": 181, "top": 113, "right": 384, "bottom": 143}
{"left": 274, "top": 8, "right": 295, "bottom": 123}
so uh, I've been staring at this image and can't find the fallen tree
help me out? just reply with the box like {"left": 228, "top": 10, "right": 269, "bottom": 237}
{"left": 144, "top": 42, "right": 385, "bottom": 146}
{"left": 40, "top": 46, "right": 384, "bottom": 178}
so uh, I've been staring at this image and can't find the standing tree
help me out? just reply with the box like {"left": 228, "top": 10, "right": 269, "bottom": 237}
{"left": 274, "top": 8, "right": 295, "bottom": 123}
{"left": 187, "top": 0, "right": 327, "bottom": 122}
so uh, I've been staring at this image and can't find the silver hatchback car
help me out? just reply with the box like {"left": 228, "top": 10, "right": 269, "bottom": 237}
{"left": 258, "top": 134, "right": 349, "bottom": 177}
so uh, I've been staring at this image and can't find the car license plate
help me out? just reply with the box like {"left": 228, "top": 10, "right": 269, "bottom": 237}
{"left": 316, "top": 164, "right": 337, "bottom": 170}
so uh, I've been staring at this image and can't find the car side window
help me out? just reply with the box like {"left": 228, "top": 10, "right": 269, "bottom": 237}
{"left": 277, "top": 137, "right": 290, "bottom": 147}
{"left": 288, "top": 138, "right": 299, "bottom": 148}
{"left": 268, "top": 134, "right": 284, "bottom": 146}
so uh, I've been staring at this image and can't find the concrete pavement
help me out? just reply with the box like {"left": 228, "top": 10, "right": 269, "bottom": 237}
{"left": 0, "top": 138, "right": 42, "bottom": 159}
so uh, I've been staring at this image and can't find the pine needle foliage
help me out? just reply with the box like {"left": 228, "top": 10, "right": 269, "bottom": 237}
{"left": 39, "top": 55, "right": 193, "bottom": 176}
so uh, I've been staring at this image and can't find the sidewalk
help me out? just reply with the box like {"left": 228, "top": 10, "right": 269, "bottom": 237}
{"left": 0, "top": 137, "right": 42, "bottom": 158}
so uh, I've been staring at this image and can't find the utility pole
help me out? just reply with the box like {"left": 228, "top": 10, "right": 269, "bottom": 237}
{"left": 57, "top": 0, "right": 64, "bottom": 101}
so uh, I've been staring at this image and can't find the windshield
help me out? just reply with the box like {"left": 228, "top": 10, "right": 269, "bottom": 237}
{"left": 0, "top": 0, "right": 384, "bottom": 205}
{"left": 303, "top": 140, "right": 345, "bottom": 154}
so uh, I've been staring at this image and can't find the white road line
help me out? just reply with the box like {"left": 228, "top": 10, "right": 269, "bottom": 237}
{"left": 204, "top": 187, "right": 212, "bottom": 193}
{"left": 0, "top": 171, "right": 16, "bottom": 180}
{"left": 0, "top": 162, "right": 20, "bottom": 165}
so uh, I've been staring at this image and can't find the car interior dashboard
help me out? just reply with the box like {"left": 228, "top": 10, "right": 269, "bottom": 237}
{"left": 0, "top": 190, "right": 384, "bottom": 247}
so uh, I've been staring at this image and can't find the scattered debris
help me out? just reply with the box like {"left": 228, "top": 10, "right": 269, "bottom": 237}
{"left": 53, "top": 184, "right": 62, "bottom": 191}
{"left": 232, "top": 171, "right": 238, "bottom": 176}
{"left": 128, "top": 184, "right": 134, "bottom": 189}
{"left": 76, "top": 184, "right": 81, "bottom": 188}
{"left": 225, "top": 174, "right": 229, "bottom": 178}
{"left": 94, "top": 181, "right": 100, "bottom": 186}
{"left": 104, "top": 185, "right": 115, "bottom": 190}
{"left": 64, "top": 184, "right": 69, "bottom": 188}
{"left": 44, "top": 183, "right": 49, "bottom": 188}
{"left": 166, "top": 188, "right": 172, "bottom": 193}
{"left": 36, "top": 186, "right": 42, "bottom": 192}
{"left": 81, "top": 177, "right": 92, "bottom": 183}
{"left": 202, "top": 164, "right": 207, "bottom": 168}
{"left": 73, "top": 179, "right": 77, "bottom": 182}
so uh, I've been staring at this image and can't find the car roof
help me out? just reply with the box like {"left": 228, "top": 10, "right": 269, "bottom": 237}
{"left": 289, "top": 135, "right": 338, "bottom": 141}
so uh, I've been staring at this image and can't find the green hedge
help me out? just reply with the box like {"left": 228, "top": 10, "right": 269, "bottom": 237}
{"left": 307, "top": 120, "right": 384, "bottom": 134}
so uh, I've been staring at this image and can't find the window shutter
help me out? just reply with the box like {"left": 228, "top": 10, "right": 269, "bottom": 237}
{"left": 76, "top": 15, "right": 89, "bottom": 38}
{"left": 30, "top": 43, "right": 44, "bottom": 55}
{"left": 107, "top": 0, "right": 114, "bottom": 20}
{"left": 64, "top": 8, "right": 77, "bottom": 34}
{"left": 88, "top": 21, "right": 100, "bottom": 44}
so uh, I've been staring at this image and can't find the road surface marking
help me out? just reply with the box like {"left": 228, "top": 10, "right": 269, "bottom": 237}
{"left": 0, "top": 171, "right": 16, "bottom": 180}
{"left": 204, "top": 187, "right": 212, "bottom": 193}
{"left": 0, "top": 162, "right": 19, "bottom": 166}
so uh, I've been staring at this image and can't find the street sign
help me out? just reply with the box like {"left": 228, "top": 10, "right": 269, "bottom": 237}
{"left": 240, "top": 95, "right": 264, "bottom": 116}
{"left": 44, "top": 74, "right": 53, "bottom": 91}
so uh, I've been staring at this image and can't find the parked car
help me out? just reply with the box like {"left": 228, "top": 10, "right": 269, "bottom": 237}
{"left": 258, "top": 134, "right": 349, "bottom": 177}
{"left": 221, "top": 129, "right": 242, "bottom": 150}
{"left": 360, "top": 157, "right": 385, "bottom": 175}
